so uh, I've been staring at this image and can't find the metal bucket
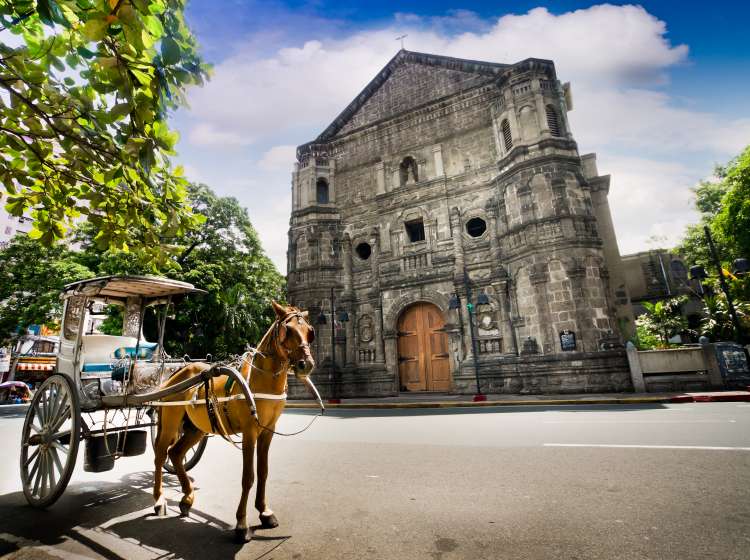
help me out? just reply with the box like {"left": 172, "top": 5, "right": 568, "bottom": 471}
{"left": 119, "top": 429, "right": 147, "bottom": 457}
{"left": 83, "top": 433, "right": 118, "bottom": 472}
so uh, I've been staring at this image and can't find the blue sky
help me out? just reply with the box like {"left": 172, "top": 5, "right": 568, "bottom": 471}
{"left": 172, "top": 1, "right": 750, "bottom": 272}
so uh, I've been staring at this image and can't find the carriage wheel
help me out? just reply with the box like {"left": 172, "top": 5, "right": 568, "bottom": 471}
{"left": 20, "top": 374, "right": 81, "bottom": 508}
{"left": 149, "top": 408, "right": 208, "bottom": 473}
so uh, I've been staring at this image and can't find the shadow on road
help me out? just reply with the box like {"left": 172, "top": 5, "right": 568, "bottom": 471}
{"left": 0, "top": 470, "right": 288, "bottom": 560}
{"left": 285, "top": 402, "right": 669, "bottom": 419}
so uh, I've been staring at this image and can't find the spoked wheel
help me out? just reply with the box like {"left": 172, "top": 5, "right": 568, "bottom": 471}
{"left": 149, "top": 408, "right": 207, "bottom": 474}
{"left": 20, "top": 374, "right": 81, "bottom": 508}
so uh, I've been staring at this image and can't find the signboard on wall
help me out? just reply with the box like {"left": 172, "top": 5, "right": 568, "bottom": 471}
{"left": 559, "top": 330, "right": 577, "bottom": 351}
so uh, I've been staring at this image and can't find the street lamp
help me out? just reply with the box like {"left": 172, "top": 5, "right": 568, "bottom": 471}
{"left": 449, "top": 272, "right": 488, "bottom": 401}
{"left": 319, "top": 287, "right": 349, "bottom": 403}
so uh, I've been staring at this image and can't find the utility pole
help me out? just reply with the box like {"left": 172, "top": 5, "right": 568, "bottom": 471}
{"left": 705, "top": 225, "right": 744, "bottom": 343}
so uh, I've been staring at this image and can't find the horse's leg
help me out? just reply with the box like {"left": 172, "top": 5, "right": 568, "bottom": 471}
{"left": 234, "top": 431, "right": 256, "bottom": 543}
{"left": 255, "top": 430, "right": 278, "bottom": 529}
{"left": 153, "top": 407, "right": 181, "bottom": 516}
{"left": 168, "top": 424, "right": 205, "bottom": 517}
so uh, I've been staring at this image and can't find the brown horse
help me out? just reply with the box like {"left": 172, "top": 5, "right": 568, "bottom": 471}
{"left": 152, "top": 301, "right": 316, "bottom": 543}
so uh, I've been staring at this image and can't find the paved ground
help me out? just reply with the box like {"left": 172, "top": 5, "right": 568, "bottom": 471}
{"left": 1, "top": 402, "right": 749, "bottom": 559}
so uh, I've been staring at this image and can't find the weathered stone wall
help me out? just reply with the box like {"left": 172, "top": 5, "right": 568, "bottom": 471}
{"left": 287, "top": 51, "right": 633, "bottom": 398}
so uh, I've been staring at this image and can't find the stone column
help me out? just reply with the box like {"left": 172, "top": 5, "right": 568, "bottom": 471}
{"left": 496, "top": 279, "right": 517, "bottom": 354}
{"left": 432, "top": 145, "right": 445, "bottom": 177}
{"left": 345, "top": 308, "right": 356, "bottom": 366}
{"left": 625, "top": 342, "right": 646, "bottom": 392}
{"left": 450, "top": 207, "right": 465, "bottom": 280}
{"left": 486, "top": 204, "right": 502, "bottom": 264}
{"left": 530, "top": 264, "right": 555, "bottom": 354}
{"left": 342, "top": 234, "right": 353, "bottom": 295}
{"left": 375, "top": 161, "right": 386, "bottom": 195}
{"left": 567, "top": 261, "right": 593, "bottom": 353}
{"left": 375, "top": 304, "right": 385, "bottom": 364}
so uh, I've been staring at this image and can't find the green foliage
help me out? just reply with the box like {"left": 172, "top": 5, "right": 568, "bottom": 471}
{"left": 0, "top": 183, "right": 285, "bottom": 356}
{"left": 0, "top": 235, "right": 93, "bottom": 344}
{"left": 714, "top": 145, "right": 750, "bottom": 263}
{"left": 635, "top": 296, "right": 689, "bottom": 348}
{"left": 0, "top": 0, "right": 210, "bottom": 265}
{"left": 678, "top": 146, "right": 750, "bottom": 273}
{"left": 699, "top": 293, "right": 749, "bottom": 342}
{"left": 633, "top": 322, "right": 660, "bottom": 350}
{"left": 77, "top": 183, "right": 286, "bottom": 358}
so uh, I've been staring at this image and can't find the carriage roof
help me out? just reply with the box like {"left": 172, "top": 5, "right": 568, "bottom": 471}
{"left": 63, "top": 275, "right": 204, "bottom": 300}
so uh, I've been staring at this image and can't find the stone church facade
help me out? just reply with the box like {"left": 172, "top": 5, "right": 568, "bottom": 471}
{"left": 287, "top": 50, "right": 635, "bottom": 397}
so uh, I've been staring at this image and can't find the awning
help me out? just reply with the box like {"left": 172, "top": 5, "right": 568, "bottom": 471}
{"left": 16, "top": 363, "right": 55, "bottom": 371}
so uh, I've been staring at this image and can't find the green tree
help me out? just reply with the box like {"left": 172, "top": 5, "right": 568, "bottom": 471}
{"left": 714, "top": 145, "right": 750, "bottom": 263}
{"left": 76, "top": 183, "right": 286, "bottom": 358}
{"left": 700, "top": 293, "right": 749, "bottom": 342}
{"left": 635, "top": 296, "right": 689, "bottom": 348}
{"left": 0, "top": 235, "right": 94, "bottom": 344}
{"left": 0, "top": 0, "right": 209, "bottom": 265}
{"left": 678, "top": 146, "right": 749, "bottom": 273}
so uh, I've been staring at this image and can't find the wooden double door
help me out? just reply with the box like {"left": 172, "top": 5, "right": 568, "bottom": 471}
{"left": 397, "top": 303, "right": 451, "bottom": 392}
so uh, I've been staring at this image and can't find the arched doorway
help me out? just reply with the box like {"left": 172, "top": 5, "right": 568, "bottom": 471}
{"left": 397, "top": 303, "right": 451, "bottom": 392}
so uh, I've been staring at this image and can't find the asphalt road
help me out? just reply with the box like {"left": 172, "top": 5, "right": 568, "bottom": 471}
{"left": 0, "top": 402, "right": 749, "bottom": 559}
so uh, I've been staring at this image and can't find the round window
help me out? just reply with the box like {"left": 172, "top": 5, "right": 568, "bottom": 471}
{"left": 466, "top": 217, "right": 487, "bottom": 237}
{"left": 355, "top": 242, "right": 372, "bottom": 260}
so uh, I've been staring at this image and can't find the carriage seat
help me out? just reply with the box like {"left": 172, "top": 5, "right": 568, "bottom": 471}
{"left": 80, "top": 335, "right": 157, "bottom": 374}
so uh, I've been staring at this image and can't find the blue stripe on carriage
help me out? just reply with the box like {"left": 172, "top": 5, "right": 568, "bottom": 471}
{"left": 82, "top": 363, "right": 113, "bottom": 373}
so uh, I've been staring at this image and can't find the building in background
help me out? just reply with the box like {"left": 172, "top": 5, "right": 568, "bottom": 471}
{"left": 287, "top": 50, "right": 635, "bottom": 397}
{"left": 0, "top": 207, "right": 32, "bottom": 248}
{"left": 621, "top": 249, "right": 704, "bottom": 335}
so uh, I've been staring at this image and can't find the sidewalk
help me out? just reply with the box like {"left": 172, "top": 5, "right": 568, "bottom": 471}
{"left": 285, "top": 389, "right": 750, "bottom": 409}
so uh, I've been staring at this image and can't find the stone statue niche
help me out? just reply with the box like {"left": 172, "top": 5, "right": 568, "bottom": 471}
{"left": 399, "top": 156, "right": 418, "bottom": 185}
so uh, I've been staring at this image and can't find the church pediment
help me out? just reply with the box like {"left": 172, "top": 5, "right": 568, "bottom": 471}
{"left": 317, "top": 50, "right": 509, "bottom": 141}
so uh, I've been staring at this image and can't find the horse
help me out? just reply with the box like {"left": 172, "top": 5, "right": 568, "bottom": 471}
{"left": 152, "top": 301, "right": 316, "bottom": 543}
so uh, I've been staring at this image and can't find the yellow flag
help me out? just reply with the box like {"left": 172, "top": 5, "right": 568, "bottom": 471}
{"left": 722, "top": 268, "right": 737, "bottom": 280}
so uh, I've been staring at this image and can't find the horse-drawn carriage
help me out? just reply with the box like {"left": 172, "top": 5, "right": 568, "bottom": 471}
{"left": 19, "top": 275, "right": 321, "bottom": 541}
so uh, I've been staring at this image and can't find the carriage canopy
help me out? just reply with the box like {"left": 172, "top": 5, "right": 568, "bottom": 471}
{"left": 63, "top": 275, "right": 205, "bottom": 300}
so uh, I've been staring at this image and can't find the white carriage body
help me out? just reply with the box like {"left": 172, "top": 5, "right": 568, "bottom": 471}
{"left": 57, "top": 276, "right": 205, "bottom": 411}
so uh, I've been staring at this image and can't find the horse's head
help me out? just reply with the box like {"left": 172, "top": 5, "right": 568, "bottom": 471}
{"left": 271, "top": 300, "right": 316, "bottom": 379}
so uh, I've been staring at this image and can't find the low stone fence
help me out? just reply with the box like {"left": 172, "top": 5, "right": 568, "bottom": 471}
{"left": 625, "top": 342, "right": 749, "bottom": 392}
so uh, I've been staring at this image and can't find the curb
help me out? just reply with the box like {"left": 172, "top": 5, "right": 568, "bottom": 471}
{"left": 285, "top": 393, "right": 750, "bottom": 410}
{"left": 285, "top": 396, "right": 673, "bottom": 409}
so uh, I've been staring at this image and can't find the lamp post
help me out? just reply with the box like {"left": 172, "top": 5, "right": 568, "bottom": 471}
{"left": 449, "top": 271, "right": 489, "bottom": 401}
{"left": 316, "top": 287, "right": 349, "bottom": 403}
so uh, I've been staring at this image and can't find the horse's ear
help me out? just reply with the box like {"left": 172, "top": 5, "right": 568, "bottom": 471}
{"left": 271, "top": 300, "right": 286, "bottom": 318}
{"left": 301, "top": 310, "right": 309, "bottom": 319}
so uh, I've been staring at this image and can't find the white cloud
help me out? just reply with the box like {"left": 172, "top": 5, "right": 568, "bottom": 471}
{"left": 177, "top": 4, "right": 749, "bottom": 273}
{"left": 258, "top": 145, "right": 297, "bottom": 171}
{"left": 187, "top": 122, "right": 253, "bottom": 147}
{"left": 600, "top": 155, "right": 701, "bottom": 255}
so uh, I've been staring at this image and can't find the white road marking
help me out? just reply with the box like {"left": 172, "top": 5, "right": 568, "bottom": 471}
{"left": 544, "top": 444, "right": 750, "bottom": 451}
{"left": 542, "top": 420, "right": 734, "bottom": 424}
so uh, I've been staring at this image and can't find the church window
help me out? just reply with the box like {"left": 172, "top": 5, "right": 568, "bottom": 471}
{"left": 501, "top": 119, "right": 512, "bottom": 151}
{"left": 399, "top": 156, "right": 418, "bottom": 185}
{"left": 546, "top": 105, "right": 561, "bottom": 137}
{"left": 316, "top": 178, "right": 329, "bottom": 204}
{"left": 405, "top": 219, "right": 425, "bottom": 243}
{"left": 355, "top": 242, "right": 372, "bottom": 260}
{"left": 466, "top": 217, "right": 487, "bottom": 238}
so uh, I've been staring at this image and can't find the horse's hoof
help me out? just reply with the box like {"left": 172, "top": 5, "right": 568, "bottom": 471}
{"left": 154, "top": 503, "right": 167, "bottom": 517}
{"left": 259, "top": 513, "right": 279, "bottom": 529}
{"left": 179, "top": 501, "right": 191, "bottom": 518}
{"left": 233, "top": 527, "right": 253, "bottom": 543}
